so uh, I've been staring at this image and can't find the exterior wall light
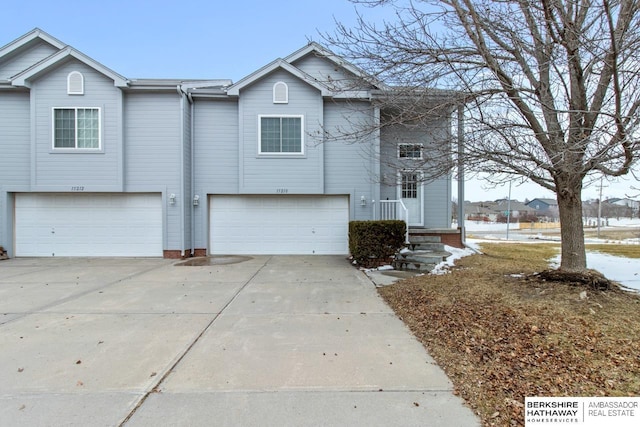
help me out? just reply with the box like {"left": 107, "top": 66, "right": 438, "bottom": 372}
{"left": 193, "top": 195, "right": 200, "bottom": 206}
{"left": 360, "top": 195, "right": 367, "bottom": 206}
{"left": 169, "top": 193, "right": 176, "bottom": 205}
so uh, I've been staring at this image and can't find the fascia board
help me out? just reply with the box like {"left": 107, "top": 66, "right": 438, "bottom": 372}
{"left": 11, "top": 47, "right": 128, "bottom": 88}
{"left": 0, "top": 28, "right": 66, "bottom": 60}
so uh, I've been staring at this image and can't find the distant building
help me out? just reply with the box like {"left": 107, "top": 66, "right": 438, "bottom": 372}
{"left": 526, "top": 198, "right": 559, "bottom": 220}
{"left": 465, "top": 200, "right": 537, "bottom": 222}
{"left": 605, "top": 198, "right": 640, "bottom": 217}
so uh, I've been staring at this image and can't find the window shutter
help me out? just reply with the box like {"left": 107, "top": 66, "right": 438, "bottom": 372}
{"left": 273, "top": 82, "right": 288, "bottom": 103}
{"left": 68, "top": 71, "right": 84, "bottom": 95}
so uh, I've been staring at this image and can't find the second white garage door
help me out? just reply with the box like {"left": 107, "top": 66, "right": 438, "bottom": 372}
{"left": 209, "top": 195, "right": 349, "bottom": 255}
{"left": 15, "top": 193, "right": 163, "bottom": 257}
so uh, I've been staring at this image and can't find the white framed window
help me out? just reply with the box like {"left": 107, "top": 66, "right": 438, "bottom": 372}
{"left": 259, "top": 115, "right": 304, "bottom": 154}
{"left": 67, "top": 71, "right": 84, "bottom": 95}
{"left": 398, "top": 143, "right": 423, "bottom": 159}
{"left": 52, "top": 107, "right": 101, "bottom": 149}
{"left": 273, "top": 81, "right": 288, "bottom": 103}
{"left": 401, "top": 172, "right": 419, "bottom": 199}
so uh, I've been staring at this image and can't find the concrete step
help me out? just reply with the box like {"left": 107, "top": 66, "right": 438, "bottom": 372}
{"left": 397, "top": 250, "right": 450, "bottom": 264}
{"left": 392, "top": 259, "right": 436, "bottom": 272}
{"left": 409, "top": 242, "right": 447, "bottom": 251}
{"left": 408, "top": 235, "right": 442, "bottom": 244}
{"left": 393, "top": 249, "right": 451, "bottom": 272}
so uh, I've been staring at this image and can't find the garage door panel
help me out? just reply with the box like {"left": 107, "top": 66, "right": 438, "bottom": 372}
{"left": 210, "top": 195, "right": 348, "bottom": 255}
{"left": 15, "top": 193, "right": 162, "bottom": 257}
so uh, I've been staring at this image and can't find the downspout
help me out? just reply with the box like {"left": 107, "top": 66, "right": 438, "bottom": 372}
{"left": 189, "top": 93, "right": 195, "bottom": 256}
{"left": 177, "top": 85, "right": 186, "bottom": 258}
{"left": 457, "top": 104, "right": 466, "bottom": 247}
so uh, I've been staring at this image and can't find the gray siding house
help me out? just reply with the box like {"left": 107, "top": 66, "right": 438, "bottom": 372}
{"left": 0, "top": 29, "right": 458, "bottom": 258}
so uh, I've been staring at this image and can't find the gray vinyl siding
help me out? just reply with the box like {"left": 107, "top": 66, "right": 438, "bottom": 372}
{"left": 323, "top": 100, "right": 376, "bottom": 220}
{"left": 379, "top": 115, "right": 452, "bottom": 227}
{"left": 292, "top": 55, "right": 363, "bottom": 90}
{"left": 0, "top": 92, "right": 31, "bottom": 186}
{"left": 192, "top": 99, "right": 239, "bottom": 250}
{"left": 0, "top": 41, "right": 58, "bottom": 79}
{"left": 424, "top": 178, "right": 452, "bottom": 228}
{"left": 124, "top": 92, "right": 181, "bottom": 249}
{"left": 239, "top": 70, "right": 324, "bottom": 194}
{"left": 193, "top": 99, "right": 239, "bottom": 192}
{"left": 0, "top": 92, "right": 31, "bottom": 253}
{"left": 30, "top": 60, "right": 123, "bottom": 190}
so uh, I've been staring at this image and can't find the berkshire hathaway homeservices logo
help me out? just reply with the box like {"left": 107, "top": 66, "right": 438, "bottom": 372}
{"left": 525, "top": 397, "right": 639, "bottom": 426}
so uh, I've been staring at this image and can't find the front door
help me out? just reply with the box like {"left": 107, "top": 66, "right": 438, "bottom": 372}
{"left": 399, "top": 172, "right": 424, "bottom": 226}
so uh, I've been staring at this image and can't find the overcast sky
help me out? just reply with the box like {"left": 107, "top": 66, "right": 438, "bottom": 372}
{"left": 2, "top": 0, "right": 637, "bottom": 202}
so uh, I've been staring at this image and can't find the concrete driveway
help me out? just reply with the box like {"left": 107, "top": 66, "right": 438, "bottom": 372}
{"left": 0, "top": 256, "right": 479, "bottom": 427}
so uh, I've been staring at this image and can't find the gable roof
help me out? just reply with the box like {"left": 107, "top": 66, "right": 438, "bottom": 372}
{"left": 285, "top": 42, "right": 385, "bottom": 90}
{"left": 0, "top": 28, "right": 65, "bottom": 61}
{"left": 526, "top": 198, "right": 557, "bottom": 207}
{"left": 226, "top": 58, "right": 330, "bottom": 96}
{"left": 10, "top": 46, "right": 128, "bottom": 88}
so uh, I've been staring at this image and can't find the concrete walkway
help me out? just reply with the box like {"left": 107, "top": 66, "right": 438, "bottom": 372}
{"left": 0, "top": 256, "right": 479, "bottom": 426}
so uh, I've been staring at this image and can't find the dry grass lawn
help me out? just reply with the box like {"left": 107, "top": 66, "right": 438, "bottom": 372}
{"left": 379, "top": 243, "right": 640, "bottom": 426}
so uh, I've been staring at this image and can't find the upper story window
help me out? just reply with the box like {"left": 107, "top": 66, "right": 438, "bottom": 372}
{"left": 53, "top": 107, "right": 100, "bottom": 149}
{"left": 273, "top": 82, "right": 288, "bottom": 103}
{"left": 398, "top": 143, "right": 423, "bottom": 159}
{"left": 259, "top": 115, "right": 303, "bottom": 154}
{"left": 67, "top": 71, "right": 84, "bottom": 95}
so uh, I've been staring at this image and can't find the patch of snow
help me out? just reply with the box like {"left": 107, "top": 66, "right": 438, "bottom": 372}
{"left": 430, "top": 245, "right": 477, "bottom": 275}
{"left": 377, "top": 265, "right": 394, "bottom": 271}
{"left": 550, "top": 252, "right": 640, "bottom": 292}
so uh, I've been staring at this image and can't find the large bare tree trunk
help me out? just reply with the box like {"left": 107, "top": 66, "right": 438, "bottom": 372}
{"left": 556, "top": 178, "right": 587, "bottom": 272}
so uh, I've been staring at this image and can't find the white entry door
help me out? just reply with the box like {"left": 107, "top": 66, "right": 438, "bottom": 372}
{"left": 399, "top": 172, "right": 424, "bottom": 226}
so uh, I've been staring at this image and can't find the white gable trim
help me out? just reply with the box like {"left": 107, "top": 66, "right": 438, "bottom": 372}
{"left": 226, "top": 59, "right": 329, "bottom": 96}
{"left": 11, "top": 46, "right": 128, "bottom": 88}
{"left": 0, "top": 28, "right": 66, "bottom": 61}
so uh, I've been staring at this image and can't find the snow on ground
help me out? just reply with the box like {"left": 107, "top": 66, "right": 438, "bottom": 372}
{"left": 370, "top": 218, "right": 639, "bottom": 290}
{"left": 430, "top": 245, "right": 477, "bottom": 275}
{"left": 462, "top": 217, "right": 640, "bottom": 233}
{"left": 432, "top": 239, "right": 639, "bottom": 292}
{"left": 550, "top": 252, "right": 640, "bottom": 292}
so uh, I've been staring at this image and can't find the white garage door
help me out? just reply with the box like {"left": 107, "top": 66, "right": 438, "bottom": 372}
{"left": 210, "top": 195, "right": 349, "bottom": 255}
{"left": 15, "top": 193, "right": 162, "bottom": 257}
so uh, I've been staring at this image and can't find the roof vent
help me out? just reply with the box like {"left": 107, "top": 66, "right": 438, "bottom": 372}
{"left": 273, "top": 81, "right": 288, "bottom": 104}
{"left": 67, "top": 71, "right": 84, "bottom": 95}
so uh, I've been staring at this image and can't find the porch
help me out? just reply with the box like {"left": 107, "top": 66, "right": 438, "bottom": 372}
{"left": 373, "top": 200, "right": 463, "bottom": 249}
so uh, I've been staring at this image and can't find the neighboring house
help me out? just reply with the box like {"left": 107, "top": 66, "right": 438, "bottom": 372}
{"left": 606, "top": 198, "right": 640, "bottom": 216}
{"left": 465, "top": 200, "right": 536, "bottom": 222}
{"left": 0, "top": 29, "right": 458, "bottom": 258}
{"left": 526, "top": 198, "right": 557, "bottom": 212}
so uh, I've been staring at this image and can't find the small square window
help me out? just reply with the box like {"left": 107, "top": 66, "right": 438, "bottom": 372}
{"left": 398, "top": 144, "right": 423, "bottom": 159}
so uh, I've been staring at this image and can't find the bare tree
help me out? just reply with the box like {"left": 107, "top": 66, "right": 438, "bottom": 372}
{"left": 325, "top": 0, "right": 640, "bottom": 272}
